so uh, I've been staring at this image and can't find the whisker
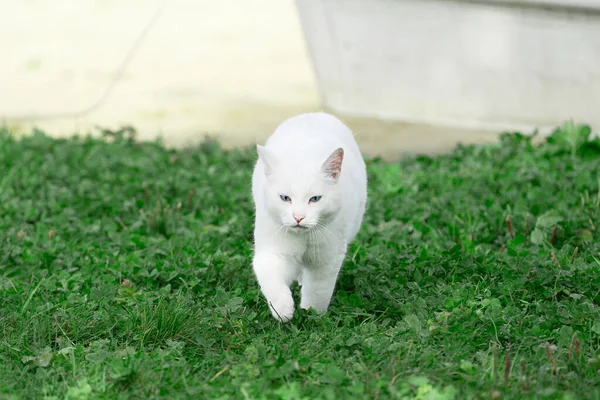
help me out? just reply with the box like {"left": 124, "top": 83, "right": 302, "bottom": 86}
{"left": 308, "top": 229, "right": 314, "bottom": 263}
{"left": 312, "top": 228, "right": 320, "bottom": 262}
{"left": 312, "top": 226, "right": 329, "bottom": 260}
{"left": 317, "top": 222, "right": 339, "bottom": 241}
{"left": 313, "top": 225, "right": 327, "bottom": 247}
{"left": 315, "top": 223, "right": 337, "bottom": 252}
{"left": 274, "top": 224, "right": 285, "bottom": 237}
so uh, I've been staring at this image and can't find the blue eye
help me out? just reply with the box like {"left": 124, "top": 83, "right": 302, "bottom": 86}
{"left": 309, "top": 195, "right": 322, "bottom": 203}
{"left": 280, "top": 194, "right": 291, "bottom": 202}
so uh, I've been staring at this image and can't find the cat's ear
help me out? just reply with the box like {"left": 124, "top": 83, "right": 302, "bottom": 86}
{"left": 256, "top": 145, "right": 278, "bottom": 176}
{"left": 321, "top": 147, "right": 344, "bottom": 182}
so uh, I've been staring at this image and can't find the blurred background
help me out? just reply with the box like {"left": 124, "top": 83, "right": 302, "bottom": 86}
{"left": 2, "top": 0, "right": 599, "bottom": 158}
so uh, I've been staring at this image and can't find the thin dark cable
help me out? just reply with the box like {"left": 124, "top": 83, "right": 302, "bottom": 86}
{"left": 3, "top": 0, "right": 168, "bottom": 122}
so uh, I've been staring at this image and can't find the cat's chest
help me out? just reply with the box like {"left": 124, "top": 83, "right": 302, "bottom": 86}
{"left": 284, "top": 235, "right": 337, "bottom": 267}
{"left": 288, "top": 248, "right": 321, "bottom": 267}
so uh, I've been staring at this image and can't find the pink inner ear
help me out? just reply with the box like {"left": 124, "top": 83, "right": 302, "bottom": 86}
{"left": 322, "top": 148, "right": 344, "bottom": 179}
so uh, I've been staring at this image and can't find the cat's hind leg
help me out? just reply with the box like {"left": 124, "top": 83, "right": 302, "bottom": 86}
{"left": 253, "top": 252, "right": 298, "bottom": 322}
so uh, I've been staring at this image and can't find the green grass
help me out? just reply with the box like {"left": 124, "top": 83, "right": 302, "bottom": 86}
{"left": 1, "top": 123, "right": 600, "bottom": 400}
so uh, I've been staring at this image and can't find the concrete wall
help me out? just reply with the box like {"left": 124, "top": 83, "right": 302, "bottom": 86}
{"left": 297, "top": 0, "right": 600, "bottom": 133}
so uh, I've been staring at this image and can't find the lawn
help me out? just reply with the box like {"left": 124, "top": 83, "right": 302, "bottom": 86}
{"left": 1, "top": 124, "right": 599, "bottom": 400}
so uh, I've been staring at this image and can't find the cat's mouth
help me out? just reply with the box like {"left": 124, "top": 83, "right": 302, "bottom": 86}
{"left": 291, "top": 225, "right": 308, "bottom": 230}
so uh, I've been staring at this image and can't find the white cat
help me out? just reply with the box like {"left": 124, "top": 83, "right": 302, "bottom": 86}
{"left": 251, "top": 112, "right": 367, "bottom": 322}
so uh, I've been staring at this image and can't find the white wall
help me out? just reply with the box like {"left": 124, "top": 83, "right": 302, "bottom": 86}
{"left": 297, "top": 0, "right": 600, "bottom": 132}
{"left": 0, "top": 0, "right": 319, "bottom": 147}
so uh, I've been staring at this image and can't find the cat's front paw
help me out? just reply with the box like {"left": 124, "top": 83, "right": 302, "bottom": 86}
{"left": 268, "top": 294, "right": 295, "bottom": 322}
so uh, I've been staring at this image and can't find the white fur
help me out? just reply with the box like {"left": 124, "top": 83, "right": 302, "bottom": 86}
{"left": 251, "top": 112, "right": 367, "bottom": 322}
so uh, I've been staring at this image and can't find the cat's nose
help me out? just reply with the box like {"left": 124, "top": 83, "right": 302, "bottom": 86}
{"left": 293, "top": 214, "right": 305, "bottom": 224}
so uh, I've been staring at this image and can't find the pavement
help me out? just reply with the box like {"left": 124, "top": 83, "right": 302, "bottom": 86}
{"left": 0, "top": 0, "right": 505, "bottom": 159}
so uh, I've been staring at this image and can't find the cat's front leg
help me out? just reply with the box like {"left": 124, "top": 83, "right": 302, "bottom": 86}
{"left": 253, "top": 252, "right": 298, "bottom": 322}
{"left": 299, "top": 253, "right": 345, "bottom": 314}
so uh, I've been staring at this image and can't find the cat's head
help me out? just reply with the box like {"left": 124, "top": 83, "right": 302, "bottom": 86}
{"left": 257, "top": 145, "right": 344, "bottom": 232}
